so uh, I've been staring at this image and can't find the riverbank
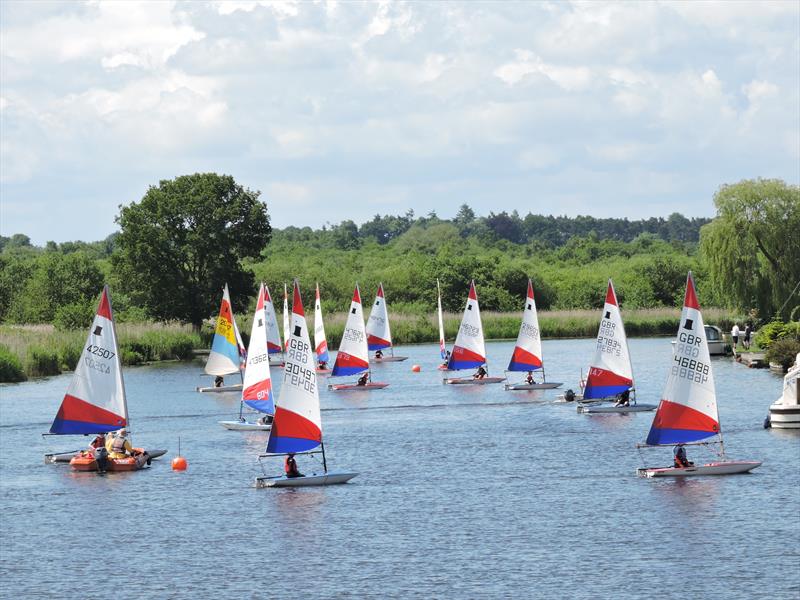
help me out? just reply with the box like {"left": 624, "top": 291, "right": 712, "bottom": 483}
{"left": 0, "top": 307, "right": 743, "bottom": 382}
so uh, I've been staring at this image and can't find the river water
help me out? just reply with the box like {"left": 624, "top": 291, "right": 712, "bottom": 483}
{"left": 1, "top": 338, "right": 797, "bottom": 599}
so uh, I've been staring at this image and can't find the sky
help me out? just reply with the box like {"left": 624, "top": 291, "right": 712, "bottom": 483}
{"left": 1, "top": 0, "right": 798, "bottom": 245}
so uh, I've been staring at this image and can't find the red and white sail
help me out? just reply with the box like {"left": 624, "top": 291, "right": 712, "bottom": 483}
{"left": 583, "top": 280, "right": 634, "bottom": 399}
{"left": 437, "top": 279, "right": 447, "bottom": 359}
{"left": 282, "top": 283, "right": 290, "bottom": 351}
{"left": 50, "top": 286, "right": 127, "bottom": 434}
{"left": 314, "top": 283, "right": 329, "bottom": 364}
{"left": 266, "top": 280, "right": 322, "bottom": 453}
{"left": 366, "top": 283, "right": 393, "bottom": 351}
{"left": 646, "top": 272, "right": 720, "bottom": 445}
{"left": 507, "top": 279, "right": 543, "bottom": 372}
{"left": 447, "top": 281, "right": 487, "bottom": 371}
{"left": 331, "top": 285, "right": 370, "bottom": 376}
{"left": 242, "top": 283, "right": 274, "bottom": 414}
{"left": 263, "top": 284, "right": 283, "bottom": 356}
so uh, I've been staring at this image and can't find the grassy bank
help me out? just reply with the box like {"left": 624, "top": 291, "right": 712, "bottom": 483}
{"left": 0, "top": 307, "right": 743, "bottom": 382}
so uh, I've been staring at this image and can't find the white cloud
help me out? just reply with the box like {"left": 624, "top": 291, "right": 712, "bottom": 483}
{"left": 495, "top": 50, "right": 592, "bottom": 91}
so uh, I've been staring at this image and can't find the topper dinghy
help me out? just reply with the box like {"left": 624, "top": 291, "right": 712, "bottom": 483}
{"left": 436, "top": 279, "right": 452, "bottom": 371}
{"left": 367, "top": 283, "right": 408, "bottom": 362}
{"left": 196, "top": 284, "right": 245, "bottom": 392}
{"left": 504, "top": 279, "right": 562, "bottom": 391}
{"left": 328, "top": 284, "right": 389, "bottom": 391}
{"left": 313, "top": 283, "right": 332, "bottom": 375}
{"left": 264, "top": 284, "right": 285, "bottom": 367}
{"left": 443, "top": 281, "right": 504, "bottom": 385}
{"left": 636, "top": 272, "right": 761, "bottom": 477}
{"left": 220, "top": 283, "right": 275, "bottom": 431}
{"left": 255, "top": 280, "right": 357, "bottom": 487}
{"left": 577, "top": 280, "right": 655, "bottom": 413}
{"left": 45, "top": 286, "right": 159, "bottom": 471}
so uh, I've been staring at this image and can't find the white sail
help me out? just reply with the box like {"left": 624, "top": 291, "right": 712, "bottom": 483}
{"left": 242, "top": 283, "right": 274, "bottom": 414}
{"left": 437, "top": 279, "right": 447, "bottom": 359}
{"left": 283, "top": 283, "right": 290, "bottom": 351}
{"left": 366, "top": 283, "right": 393, "bottom": 351}
{"left": 331, "top": 284, "right": 370, "bottom": 376}
{"left": 314, "top": 283, "right": 329, "bottom": 365}
{"left": 447, "top": 281, "right": 487, "bottom": 371}
{"left": 263, "top": 284, "right": 283, "bottom": 356}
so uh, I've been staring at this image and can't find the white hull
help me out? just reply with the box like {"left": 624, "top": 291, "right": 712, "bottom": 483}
{"left": 219, "top": 420, "right": 271, "bottom": 431}
{"left": 444, "top": 376, "right": 505, "bottom": 385}
{"left": 45, "top": 448, "right": 167, "bottom": 464}
{"left": 371, "top": 356, "right": 408, "bottom": 363}
{"left": 767, "top": 407, "right": 800, "bottom": 428}
{"left": 255, "top": 471, "right": 358, "bottom": 488}
{"left": 329, "top": 382, "right": 389, "bottom": 391}
{"left": 638, "top": 460, "right": 762, "bottom": 478}
{"left": 578, "top": 403, "right": 656, "bottom": 414}
{"left": 196, "top": 384, "right": 243, "bottom": 393}
{"left": 504, "top": 382, "right": 562, "bottom": 391}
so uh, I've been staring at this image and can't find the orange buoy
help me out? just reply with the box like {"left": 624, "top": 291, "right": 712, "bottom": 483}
{"left": 172, "top": 456, "right": 187, "bottom": 471}
{"left": 411, "top": 364, "right": 421, "bottom": 372}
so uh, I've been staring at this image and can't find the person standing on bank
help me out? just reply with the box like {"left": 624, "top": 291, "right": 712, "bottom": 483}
{"left": 731, "top": 323, "right": 740, "bottom": 351}
{"left": 743, "top": 323, "right": 753, "bottom": 350}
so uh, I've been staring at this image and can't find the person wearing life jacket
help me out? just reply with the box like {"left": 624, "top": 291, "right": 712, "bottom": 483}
{"left": 107, "top": 428, "right": 133, "bottom": 459}
{"left": 673, "top": 444, "right": 693, "bottom": 468}
{"left": 474, "top": 365, "right": 487, "bottom": 380}
{"left": 525, "top": 371, "right": 534, "bottom": 385}
{"left": 89, "top": 433, "right": 107, "bottom": 451}
{"left": 214, "top": 375, "right": 224, "bottom": 388}
{"left": 614, "top": 388, "right": 631, "bottom": 407}
{"left": 318, "top": 360, "right": 328, "bottom": 370}
{"left": 357, "top": 372, "right": 369, "bottom": 386}
{"left": 285, "top": 453, "right": 303, "bottom": 478}
{"left": 375, "top": 349, "right": 383, "bottom": 360}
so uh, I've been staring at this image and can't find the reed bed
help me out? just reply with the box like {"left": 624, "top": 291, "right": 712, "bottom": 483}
{"left": 0, "top": 307, "right": 743, "bottom": 382}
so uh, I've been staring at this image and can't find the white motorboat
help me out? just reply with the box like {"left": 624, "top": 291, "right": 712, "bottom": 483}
{"left": 766, "top": 352, "right": 800, "bottom": 429}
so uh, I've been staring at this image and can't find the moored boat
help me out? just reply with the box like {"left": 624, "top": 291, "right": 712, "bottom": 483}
{"left": 766, "top": 352, "right": 800, "bottom": 429}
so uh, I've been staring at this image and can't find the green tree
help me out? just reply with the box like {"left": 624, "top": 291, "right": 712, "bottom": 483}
{"left": 113, "top": 173, "right": 271, "bottom": 327}
{"left": 700, "top": 179, "right": 800, "bottom": 319}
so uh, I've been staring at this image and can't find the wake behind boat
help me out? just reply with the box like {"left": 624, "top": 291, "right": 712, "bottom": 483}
{"left": 636, "top": 272, "right": 761, "bottom": 478}
{"left": 255, "top": 280, "right": 357, "bottom": 488}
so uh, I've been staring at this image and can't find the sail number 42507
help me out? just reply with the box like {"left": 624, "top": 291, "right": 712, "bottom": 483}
{"left": 86, "top": 344, "right": 115, "bottom": 360}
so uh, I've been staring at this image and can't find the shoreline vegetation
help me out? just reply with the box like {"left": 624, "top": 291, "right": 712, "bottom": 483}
{"left": 0, "top": 307, "right": 743, "bottom": 382}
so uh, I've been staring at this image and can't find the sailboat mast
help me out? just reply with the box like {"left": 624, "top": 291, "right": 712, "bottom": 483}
{"left": 320, "top": 440, "right": 328, "bottom": 473}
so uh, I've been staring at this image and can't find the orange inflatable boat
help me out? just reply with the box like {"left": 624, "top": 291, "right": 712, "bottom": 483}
{"left": 69, "top": 449, "right": 149, "bottom": 472}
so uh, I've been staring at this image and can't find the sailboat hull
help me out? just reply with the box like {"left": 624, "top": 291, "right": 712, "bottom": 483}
{"left": 255, "top": 471, "right": 358, "bottom": 488}
{"left": 328, "top": 382, "right": 389, "bottom": 391}
{"left": 638, "top": 460, "right": 762, "bottom": 478}
{"left": 219, "top": 420, "right": 271, "bottom": 431}
{"left": 578, "top": 403, "right": 657, "bottom": 413}
{"left": 196, "top": 384, "right": 243, "bottom": 393}
{"left": 504, "top": 382, "right": 563, "bottom": 390}
{"left": 70, "top": 451, "right": 150, "bottom": 472}
{"left": 371, "top": 356, "right": 408, "bottom": 363}
{"left": 46, "top": 448, "right": 166, "bottom": 464}
{"left": 444, "top": 376, "right": 505, "bottom": 385}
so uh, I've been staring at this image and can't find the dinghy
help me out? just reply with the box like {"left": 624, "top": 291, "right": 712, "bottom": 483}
{"left": 367, "top": 283, "right": 408, "bottom": 362}
{"left": 220, "top": 283, "right": 275, "bottom": 431}
{"left": 576, "top": 280, "right": 655, "bottom": 413}
{"left": 765, "top": 352, "right": 800, "bottom": 429}
{"left": 314, "top": 283, "right": 332, "bottom": 375}
{"left": 636, "top": 272, "right": 761, "bottom": 478}
{"left": 45, "top": 448, "right": 167, "bottom": 465}
{"left": 196, "top": 284, "right": 245, "bottom": 392}
{"left": 282, "top": 283, "right": 290, "bottom": 352}
{"left": 264, "top": 284, "right": 285, "bottom": 367}
{"left": 255, "top": 280, "right": 357, "bottom": 488}
{"left": 45, "top": 286, "right": 160, "bottom": 472}
{"left": 504, "top": 279, "right": 562, "bottom": 391}
{"left": 436, "top": 278, "right": 451, "bottom": 371}
{"left": 443, "top": 281, "right": 504, "bottom": 385}
{"left": 328, "top": 284, "right": 389, "bottom": 391}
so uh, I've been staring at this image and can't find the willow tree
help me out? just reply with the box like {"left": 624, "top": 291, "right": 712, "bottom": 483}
{"left": 700, "top": 178, "right": 800, "bottom": 319}
{"left": 113, "top": 173, "right": 271, "bottom": 328}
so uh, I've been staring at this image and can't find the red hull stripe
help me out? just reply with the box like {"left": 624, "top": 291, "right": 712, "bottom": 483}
{"left": 54, "top": 394, "right": 125, "bottom": 428}
{"left": 650, "top": 399, "right": 719, "bottom": 433}
{"left": 271, "top": 406, "right": 321, "bottom": 443}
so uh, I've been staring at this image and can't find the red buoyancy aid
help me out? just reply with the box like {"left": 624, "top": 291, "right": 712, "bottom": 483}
{"left": 285, "top": 456, "right": 297, "bottom": 475}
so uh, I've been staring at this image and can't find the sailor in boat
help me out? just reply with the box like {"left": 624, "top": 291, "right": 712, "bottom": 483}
{"left": 440, "top": 350, "right": 451, "bottom": 369}
{"left": 257, "top": 414, "right": 273, "bottom": 426}
{"left": 614, "top": 388, "right": 631, "bottom": 407}
{"left": 318, "top": 360, "right": 328, "bottom": 370}
{"left": 564, "top": 389, "right": 576, "bottom": 402}
{"left": 285, "top": 453, "right": 304, "bottom": 478}
{"left": 473, "top": 365, "right": 487, "bottom": 380}
{"left": 375, "top": 349, "right": 383, "bottom": 360}
{"left": 525, "top": 371, "right": 534, "bottom": 385}
{"left": 214, "top": 375, "right": 224, "bottom": 388}
{"left": 357, "top": 373, "right": 369, "bottom": 386}
{"left": 107, "top": 428, "right": 133, "bottom": 459}
{"left": 89, "top": 433, "right": 107, "bottom": 452}
{"left": 673, "top": 444, "right": 694, "bottom": 468}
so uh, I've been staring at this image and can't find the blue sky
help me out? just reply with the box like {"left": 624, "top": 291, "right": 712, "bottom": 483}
{"left": 1, "top": 0, "right": 798, "bottom": 244}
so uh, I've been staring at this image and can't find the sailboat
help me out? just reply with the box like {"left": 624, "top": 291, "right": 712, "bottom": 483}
{"left": 45, "top": 286, "right": 162, "bottom": 471}
{"left": 282, "top": 283, "right": 290, "bottom": 352}
{"left": 196, "top": 283, "right": 245, "bottom": 393}
{"left": 436, "top": 278, "right": 451, "bottom": 370}
{"left": 367, "top": 283, "right": 408, "bottom": 362}
{"left": 220, "top": 283, "right": 275, "bottom": 431}
{"left": 577, "top": 280, "right": 655, "bottom": 413}
{"left": 637, "top": 272, "right": 761, "bottom": 477}
{"left": 504, "top": 279, "right": 562, "bottom": 391}
{"left": 255, "top": 280, "right": 358, "bottom": 487}
{"left": 329, "top": 284, "right": 389, "bottom": 391}
{"left": 264, "top": 284, "right": 285, "bottom": 367}
{"left": 443, "top": 281, "right": 504, "bottom": 385}
{"left": 314, "top": 283, "right": 331, "bottom": 374}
